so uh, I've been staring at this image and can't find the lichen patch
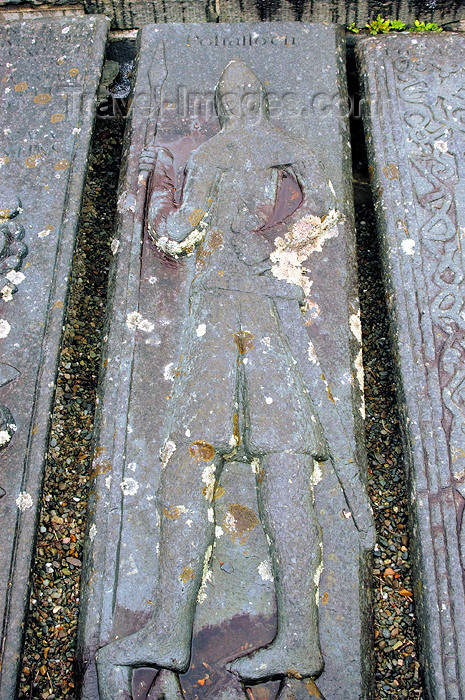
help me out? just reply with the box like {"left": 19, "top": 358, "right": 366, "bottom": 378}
{"left": 307, "top": 340, "right": 319, "bottom": 364}
{"left": 0, "top": 319, "right": 11, "bottom": 338}
{"left": 270, "top": 210, "right": 340, "bottom": 295}
{"left": 120, "top": 477, "right": 139, "bottom": 496}
{"left": 16, "top": 491, "right": 33, "bottom": 511}
{"left": 401, "top": 239, "right": 415, "bottom": 256}
{"left": 197, "top": 544, "right": 214, "bottom": 604}
{"left": 201, "top": 463, "right": 217, "bottom": 501}
{"left": 349, "top": 310, "right": 362, "bottom": 345}
{"left": 258, "top": 560, "right": 274, "bottom": 582}
{"left": 160, "top": 439, "right": 177, "bottom": 468}
{"left": 190, "top": 440, "right": 215, "bottom": 461}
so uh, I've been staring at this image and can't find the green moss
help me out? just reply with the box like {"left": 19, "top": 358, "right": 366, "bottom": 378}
{"left": 348, "top": 15, "right": 442, "bottom": 35}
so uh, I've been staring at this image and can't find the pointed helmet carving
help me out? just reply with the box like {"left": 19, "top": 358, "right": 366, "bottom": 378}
{"left": 215, "top": 59, "right": 269, "bottom": 126}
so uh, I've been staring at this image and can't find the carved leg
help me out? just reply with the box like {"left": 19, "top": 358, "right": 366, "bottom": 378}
{"left": 96, "top": 660, "right": 132, "bottom": 700}
{"left": 96, "top": 447, "right": 220, "bottom": 676}
{"left": 277, "top": 678, "right": 326, "bottom": 699}
{"left": 228, "top": 453, "right": 323, "bottom": 682}
{"left": 148, "top": 669, "right": 184, "bottom": 699}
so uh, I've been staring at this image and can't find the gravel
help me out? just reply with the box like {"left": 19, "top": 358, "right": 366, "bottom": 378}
{"left": 19, "top": 117, "right": 124, "bottom": 700}
{"left": 18, "top": 64, "right": 424, "bottom": 699}
{"left": 356, "top": 182, "right": 423, "bottom": 699}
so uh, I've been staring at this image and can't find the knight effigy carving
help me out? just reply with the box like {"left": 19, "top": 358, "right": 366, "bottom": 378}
{"left": 96, "top": 57, "right": 373, "bottom": 700}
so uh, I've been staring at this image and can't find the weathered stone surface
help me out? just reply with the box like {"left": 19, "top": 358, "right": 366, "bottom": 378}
{"left": 79, "top": 0, "right": 464, "bottom": 31}
{"left": 357, "top": 33, "right": 465, "bottom": 700}
{"left": 0, "top": 15, "right": 108, "bottom": 699}
{"left": 78, "top": 22, "right": 375, "bottom": 700}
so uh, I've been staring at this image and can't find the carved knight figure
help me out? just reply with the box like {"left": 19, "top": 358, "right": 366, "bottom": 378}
{"left": 96, "top": 59, "right": 373, "bottom": 700}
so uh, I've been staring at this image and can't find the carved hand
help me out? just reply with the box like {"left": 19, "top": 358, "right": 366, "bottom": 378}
{"left": 139, "top": 145, "right": 173, "bottom": 174}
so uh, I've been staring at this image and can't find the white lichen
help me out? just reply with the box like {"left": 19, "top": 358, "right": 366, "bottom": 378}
{"left": 110, "top": 238, "right": 120, "bottom": 255}
{"left": 197, "top": 544, "right": 213, "bottom": 604}
{"left": 120, "top": 477, "right": 139, "bottom": 496}
{"left": 201, "top": 463, "right": 216, "bottom": 501}
{"left": 401, "top": 239, "right": 415, "bottom": 256}
{"left": 207, "top": 507, "right": 214, "bottom": 523}
{"left": 434, "top": 140, "right": 448, "bottom": 153}
{"left": 354, "top": 348, "right": 366, "bottom": 419}
{"left": 0, "top": 427, "right": 14, "bottom": 445}
{"left": 138, "top": 319, "right": 154, "bottom": 332}
{"left": 126, "top": 311, "right": 142, "bottom": 330}
{"left": 163, "top": 362, "right": 176, "bottom": 381}
{"left": 258, "top": 560, "right": 274, "bottom": 582}
{"left": 270, "top": 210, "right": 341, "bottom": 295}
{"left": 89, "top": 523, "right": 97, "bottom": 541}
{"left": 215, "top": 526, "right": 224, "bottom": 538}
{"left": 311, "top": 460, "right": 323, "bottom": 487}
{"left": 314, "top": 561, "right": 324, "bottom": 605}
{"left": 1, "top": 285, "right": 13, "bottom": 301}
{"left": 16, "top": 492, "right": 33, "bottom": 511}
{"left": 307, "top": 340, "right": 319, "bottom": 364}
{"left": 349, "top": 310, "right": 362, "bottom": 345}
{"left": 0, "top": 319, "right": 11, "bottom": 338}
{"left": 224, "top": 511, "right": 237, "bottom": 532}
{"left": 196, "top": 323, "right": 206, "bottom": 337}
{"left": 160, "top": 439, "right": 176, "bottom": 469}
{"left": 251, "top": 457, "right": 260, "bottom": 474}
{"left": 265, "top": 396, "right": 273, "bottom": 405}
{"left": 126, "top": 311, "right": 154, "bottom": 333}
{"left": 6, "top": 270, "right": 25, "bottom": 286}
{"left": 126, "top": 553, "right": 138, "bottom": 576}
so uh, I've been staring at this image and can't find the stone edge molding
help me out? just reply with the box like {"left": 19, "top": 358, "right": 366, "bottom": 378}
{"left": 357, "top": 33, "right": 465, "bottom": 700}
{"left": 0, "top": 15, "right": 109, "bottom": 700}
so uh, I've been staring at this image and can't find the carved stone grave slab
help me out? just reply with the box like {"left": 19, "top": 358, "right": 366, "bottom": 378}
{"left": 357, "top": 33, "right": 465, "bottom": 700}
{"left": 79, "top": 23, "right": 375, "bottom": 700}
{"left": 0, "top": 16, "right": 108, "bottom": 699}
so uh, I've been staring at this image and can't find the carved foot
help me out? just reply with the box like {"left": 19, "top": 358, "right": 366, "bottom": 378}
{"left": 277, "top": 678, "right": 326, "bottom": 700}
{"left": 96, "top": 627, "right": 190, "bottom": 675}
{"left": 96, "top": 660, "right": 132, "bottom": 700}
{"left": 148, "top": 670, "right": 184, "bottom": 699}
{"left": 227, "top": 640, "right": 323, "bottom": 682}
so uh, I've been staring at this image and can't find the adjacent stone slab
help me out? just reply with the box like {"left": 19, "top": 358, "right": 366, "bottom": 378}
{"left": 79, "top": 22, "right": 375, "bottom": 700}
{"left": 81, "top": 0, "right": 464, "bottom": 31}
{"left": 0, "top": 15, "right": 108, "bottom": 699}
{"left": 358, "top": 33, "right": 465, "bottom": 700}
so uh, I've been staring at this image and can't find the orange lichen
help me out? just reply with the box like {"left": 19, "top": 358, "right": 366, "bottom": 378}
{"left": 190, "top": 440, "right": 215, "bottom": 461}
{"left": 234, "top": 330, "right": 254, "bottom": 354}
{"left": 54, "top": 160, "right": 70, "bottom": 171}
{"left": 223, "top": 504, "right": 258, "bottom": 544}
{"left": 34, "top": 93, "right": 51, "bottom": 105}
{"left": 180, "top": 566, "right": 195, "bottom": 583}
{"left": 188, "top": 208, "right": 205, "bottom": 226}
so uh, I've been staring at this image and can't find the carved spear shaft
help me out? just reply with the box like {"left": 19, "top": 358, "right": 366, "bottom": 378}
{"left": 136, "top": 40, "right": 168, "bottom": 216}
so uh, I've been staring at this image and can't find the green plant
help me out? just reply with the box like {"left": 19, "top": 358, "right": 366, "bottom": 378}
{"left": 347, "top": 15, "right": 442, "bottom": 35}
{"left": 367, "top": 15, "right": 394, "bottom": 34}
{"left": 408, "top": 19, "right": 442, "bottom": 32}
